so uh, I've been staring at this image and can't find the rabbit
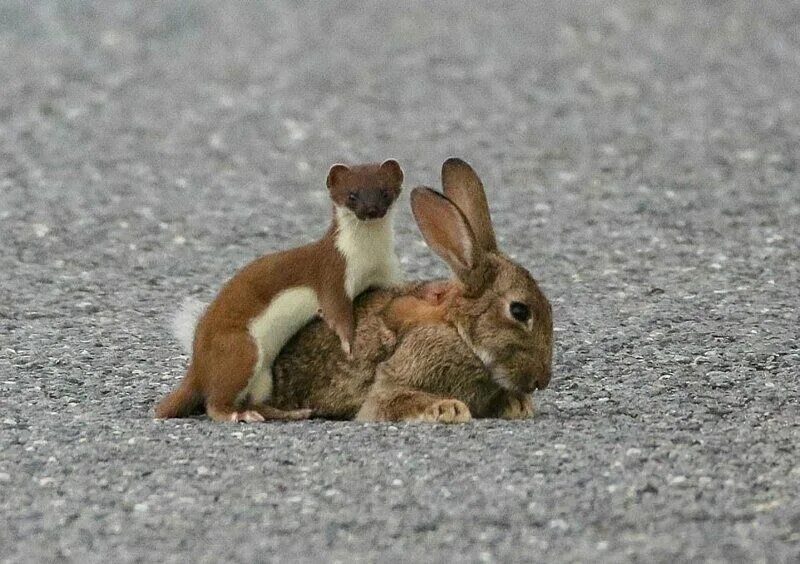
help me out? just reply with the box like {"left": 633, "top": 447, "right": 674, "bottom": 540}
{"left": 266, "top": 157, "right": 553, "bottom": 422}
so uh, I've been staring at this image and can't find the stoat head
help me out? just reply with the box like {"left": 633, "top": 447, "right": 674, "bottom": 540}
{"left": 326, "top": 159, "right": 403, "bottom": 221}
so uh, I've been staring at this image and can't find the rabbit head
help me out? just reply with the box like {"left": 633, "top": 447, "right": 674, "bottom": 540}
{"left": 410, "top": 158, "right": 553, "bottom": 394}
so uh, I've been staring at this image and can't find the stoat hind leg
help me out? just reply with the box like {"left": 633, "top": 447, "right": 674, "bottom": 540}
{"left": 203, "top": 331, "right": 262, "bottom": 423}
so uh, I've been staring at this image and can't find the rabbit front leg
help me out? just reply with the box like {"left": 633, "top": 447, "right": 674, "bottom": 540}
{"left": 494, "top": 390, "right": 534, "bottom": 419}
{"left": 356, "top": 385, "right": 471, "bottom": 423}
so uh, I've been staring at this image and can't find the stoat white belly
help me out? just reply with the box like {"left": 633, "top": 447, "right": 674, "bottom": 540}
{"left": 242, "top": 287, "right": 319, "bottom": 404}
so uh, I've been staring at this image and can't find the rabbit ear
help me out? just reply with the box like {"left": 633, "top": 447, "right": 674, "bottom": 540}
{"left": 441, "top": 158, "right": 497, "bottom": 252}
{"left": 411, "top": 187, "right": 483, "bottom": 282}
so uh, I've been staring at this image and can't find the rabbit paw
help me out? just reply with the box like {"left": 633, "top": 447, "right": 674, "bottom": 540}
{"left": 499, "top": 393, "right": 534, "bottom": 419}
{"left": 422, "top": 399, "right": 472, "bottom": 423}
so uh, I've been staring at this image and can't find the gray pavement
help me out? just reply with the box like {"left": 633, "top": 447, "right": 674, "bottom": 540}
{"left": 1, "top": 1, "right": 799, "bottom": 562}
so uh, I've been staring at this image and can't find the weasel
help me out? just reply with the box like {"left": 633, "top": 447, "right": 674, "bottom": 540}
{"left": 154, "top": 160, "right": 404, "bottom": 422}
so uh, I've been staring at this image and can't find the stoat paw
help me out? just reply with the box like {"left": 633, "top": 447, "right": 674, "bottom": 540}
{"left": 230, "top": 410, "right": 266, "bottom": 423}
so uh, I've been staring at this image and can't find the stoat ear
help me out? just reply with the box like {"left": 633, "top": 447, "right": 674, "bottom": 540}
{"left": 327, "top": 164, "right": 350, "bottom": 190}
{"left": 380, "top": 159, "right": 404, "bottom": 186}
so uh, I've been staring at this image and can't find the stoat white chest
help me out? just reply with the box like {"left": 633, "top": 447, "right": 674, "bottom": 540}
{"left": 334, "top": 205, "right": 403, "bottom": 298}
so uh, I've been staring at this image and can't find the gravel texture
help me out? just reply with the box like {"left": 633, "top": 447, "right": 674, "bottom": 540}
{"left": 1, "top": 1, "right": 799, "bottom": 562}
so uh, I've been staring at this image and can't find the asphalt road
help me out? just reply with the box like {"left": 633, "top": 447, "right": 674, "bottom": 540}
{"left": 1, "top": 1, "right": 799, "bottom": 562}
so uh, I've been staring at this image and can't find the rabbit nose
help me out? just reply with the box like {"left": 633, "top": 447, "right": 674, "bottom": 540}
{"left": 536, "top": 369, "right": 551, "bottom": 390}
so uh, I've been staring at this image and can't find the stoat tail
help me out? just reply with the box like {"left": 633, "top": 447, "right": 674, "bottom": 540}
{"left": 156, "top": 297, "right": 208, "bottom": 418}
{"left": 154, "top": 370, "right": 203, "bottom": 418}
{"left": 171, "top": 297, "right": 206, "bottom": 354}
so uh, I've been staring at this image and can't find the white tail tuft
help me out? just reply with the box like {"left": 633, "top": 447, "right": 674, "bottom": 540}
{"left": 171, "top": 297, "right": 207, "bottom": 354}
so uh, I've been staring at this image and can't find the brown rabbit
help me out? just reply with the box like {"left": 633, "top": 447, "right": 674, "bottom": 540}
{"left": 266, "top": 158, "right": 553, "bottom": 422}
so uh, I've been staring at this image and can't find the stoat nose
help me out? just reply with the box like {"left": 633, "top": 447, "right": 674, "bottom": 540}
{"left": 365, "top": 206, "right": 386, "bottom": 219}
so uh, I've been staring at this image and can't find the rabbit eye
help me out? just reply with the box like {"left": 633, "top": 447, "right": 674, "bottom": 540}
{"left": 509, "top": 301, "right": 531, "bottom": 323}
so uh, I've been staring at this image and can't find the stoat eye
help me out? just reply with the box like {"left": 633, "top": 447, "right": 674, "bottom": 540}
{"left": 509, "top": 301, "right": 531, "bottom": 324}
{"left": 347, "top": 192, "right": 357, "bottom": 203}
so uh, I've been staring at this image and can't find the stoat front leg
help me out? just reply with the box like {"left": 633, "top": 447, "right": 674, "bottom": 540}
{"left": 318, "top": 289, "right": 356, "bottom": 358}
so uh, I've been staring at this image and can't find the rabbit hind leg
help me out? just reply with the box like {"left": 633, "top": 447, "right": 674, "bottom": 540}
{"left": 250, "top": 403, "right": 314, "bottom": 421}
{"left": 357, "top": 386, "right": 472, "bottom": 423}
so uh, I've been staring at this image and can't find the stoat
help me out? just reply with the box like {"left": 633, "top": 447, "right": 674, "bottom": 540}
{"left": 155, "top": 160, "right": 404, "bottom": 422}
